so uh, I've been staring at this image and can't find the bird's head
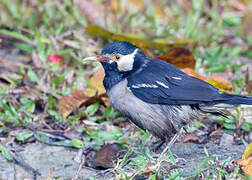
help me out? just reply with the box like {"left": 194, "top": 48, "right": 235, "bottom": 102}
{"left": 83, "top": 41, "right": 146, "bottom": 75}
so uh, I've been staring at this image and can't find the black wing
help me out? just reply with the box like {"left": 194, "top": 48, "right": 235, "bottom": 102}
{"left": 127, "top": 58, "right": 226, "bottom": 105}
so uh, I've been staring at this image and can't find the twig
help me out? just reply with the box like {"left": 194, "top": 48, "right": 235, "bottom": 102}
{"left": 72, "top": 150, "right": 85, "bottom": 180}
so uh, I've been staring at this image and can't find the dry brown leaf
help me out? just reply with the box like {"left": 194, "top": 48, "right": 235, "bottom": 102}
{"left": 176, "top": 0, "right": 192, "bottom": 12}
{"left": 181, "top": 68, "right": 206, "bottom": 80}
{"left": 181, "top": 68, "right": 232, "bottom": 91}
{"left": 84, "top": 67, "right": 106, "bottom": 98}
{"left": 153, "top": 4, "right": 165, "bottom": 20}
{"left": 229, "top": 0, "right": 248, "bottom": 12}
{"left": 157, "top": 48, "right": 196, "bottom": 69}
{"left": 111, "top": 0, "right": 120, "bottom": 12}
{"left": 206, "top": 75, "right": 233, "bottom": 92}
{"left": 93, "top": 144, "right": 119, "bottom": 168}
{"left": 126, "top": 0, "right": 146, "bottom": 12}
{"left": 246, "top": 67, "right": 252, "bottom": 93}
{"left": 237, "top": 157, "right": 252, "bottom": 175}
{"left": 74, "top": 0, "right": 105, "bottom": 27}
{"left": 241, "top": 10, "right": 252, "bottom": 38}
{"left": 0, "top": 59, "right": 31, "bottom": 71}
{"left": 58, "top": 67, "right": 110, "bottom": 119}
{"left": 182, "top": 133, "right": 200, "bottom": 143}
{"left": 58, "top": 89, "right": 88, "bottom": 119}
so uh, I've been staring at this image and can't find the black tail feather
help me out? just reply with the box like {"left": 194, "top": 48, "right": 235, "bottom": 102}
{"left": 222, "top": 94, "right": 252, "bottom": 105}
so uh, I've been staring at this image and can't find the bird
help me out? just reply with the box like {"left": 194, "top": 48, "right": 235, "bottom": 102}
{"left": 83, "top": 41, "right": 252, "bottom": 144}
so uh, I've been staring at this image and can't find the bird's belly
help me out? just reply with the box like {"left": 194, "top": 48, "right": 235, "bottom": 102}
{"left": 107, "top": 79, "right": 198, "bottom": 140}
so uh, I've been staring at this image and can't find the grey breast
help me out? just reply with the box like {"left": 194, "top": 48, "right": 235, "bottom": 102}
{"left": 106, "top": 79, "right": 199, "bottom": 140}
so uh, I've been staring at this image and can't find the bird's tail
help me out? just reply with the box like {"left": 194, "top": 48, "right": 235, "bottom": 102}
{"left": 221, "top": 94, "right": 252, "bottom": 105}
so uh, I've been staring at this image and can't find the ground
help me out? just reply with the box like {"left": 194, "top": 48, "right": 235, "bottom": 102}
{"left": 0, "top": 1, "right": 252, "bottom": 179}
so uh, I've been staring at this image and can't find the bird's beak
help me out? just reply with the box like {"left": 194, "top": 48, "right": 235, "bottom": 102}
{"left": 82, "top": 55, "right": 110, "bottom": 63}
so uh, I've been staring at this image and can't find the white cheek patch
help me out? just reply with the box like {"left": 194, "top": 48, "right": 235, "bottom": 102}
{"left": 118, "top": 49, "right": 138, "bottom": 71}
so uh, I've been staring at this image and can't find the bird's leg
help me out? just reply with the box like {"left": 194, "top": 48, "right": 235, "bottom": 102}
{"left": 151, "top": 140, "right": 166, "bottom": 152}
{"left": 158, "top": 127, "right": 184, "bottom": 160}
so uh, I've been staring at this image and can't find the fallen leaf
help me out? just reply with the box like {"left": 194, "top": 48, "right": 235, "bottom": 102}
{"left": 86, "top": 25, "right": 195, "bottom": 52}
{"left": 111, "top": 0, "right": 120, "bottom": 12}
{"left": 246, "top": 67, "right": 252, "bottom": 93}
{"left": 0, "top": 143, "right": 13, "bottom": 161}
{"left": 242, "top": 142, "right": 252, "bottom": 160}
{"left": 74, "top": 0, "right": 105, "bottom": 27}
{"left": 157, "top": 48, "right": 196, "bottom": 69}
{"left": 71, "top": 139, "right": 84, "bottom": 148}
{"left": 182, "top": 133, "right": 200, "bottom": 143}
{"left": 229, "top": 0, "right": 248, "bottom": 12}
{"left": 58, "top": 89, "right": 88, "bottom": 119}
{"left": 175, "top": 0, "right": 192, "bottom": 12}
{"left": 241, "top": 10, "right": 252, "bottom": 38}
{"left": 153, "top": 4, "right": 165, "bottom": 20}
{"left": 0, "top": 59, "right": 31, "bottom": 71}
{"left": 126, "top": 0, "right": 146, "bottom": 12}
{"left": 84, "top": 67, "right": 106, "bottom": 98}
{"left": 181, "top": 68, "right": 206, "bottom": 81}
{"left": 237, "top": 157, "right": 252, "bottom": 175}
{"left": 181, "top": 68, "right": 233, "bottom": 91}
{"left": 15, "top": 130, "right": 33, "bottom": 143}
{"left": 206, "top": 75, "right": 233, "bottom": 92}
{"left": 93, "top": 143, "right": 119, "bottom": 168}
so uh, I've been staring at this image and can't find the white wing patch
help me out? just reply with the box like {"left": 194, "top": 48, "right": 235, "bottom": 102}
{"left": 156, "top": 81, "right": 169, "bottom": 88}
{"left": 118, "top": 49, "right": 138, "bottom": 71}
{"left": 131, "top": 84, "right": 158, "bottom": 88}
{"left": 172, "top": 76, "right": 182, "bottom": 80}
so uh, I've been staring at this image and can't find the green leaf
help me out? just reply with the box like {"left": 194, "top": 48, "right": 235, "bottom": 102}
{"left": 87, "top": 128, "right": 122, "bottom": 144}
{"left": 20, "top": 98, "right": 35, "bottom": 113}
{"left": 47, "top": 109, "right": 63, "bottom": 122}
{"left": 0, "top": 29, "right": 33, "bottom": 44}
{"left": 241, "top": 122, "right": 251, "bottom": 132}
{"left": 34, "top": 131, "right": 52, "bottom": 144}
{"left": 0, "top": 86, "right": 11, "bottom": 95}
{"left": 191, "top": 156, "right": 209, "bottom": 177}
{"left": 71, "top": 139, "right": 84, "bottom": 148}
{"left": 48, "top": 96, "right": 57, "bottom": 108}
{"left": 53, "top": 140, "right": 73, "bottom": 147}
{"left": 223, "top": 123, "right": 236, "bottom": 130}
{"left": 84, "top": 103, "right": 99, "bottom": 116}
{"left": 0, "top": 144, "right": 13, "bottom": 161}
{"left": 103, "top": 106, "right": 118, "bottom": 118}
{"left": 51, "top": 76, "right": 65, "bottom": 85}
{"left": 27, "top": 69, "right": 40, "bottom": 82}
{"left": 168, "top": 149, "right": 176, "bottom": 165}
{"left": 223, "top": 16, "right": 241, "bottom": 26}
{"left": 15, "top": 130, "right": 33, "bottom": 142}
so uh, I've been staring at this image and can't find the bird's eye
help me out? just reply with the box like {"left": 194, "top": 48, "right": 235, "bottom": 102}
{"left": 115, "top": 55, "right": 120, "bottom": 60}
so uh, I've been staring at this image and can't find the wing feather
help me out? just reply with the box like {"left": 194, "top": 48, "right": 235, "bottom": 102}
{"left": 127, "top": 58, "right": 225, "bottom": 105}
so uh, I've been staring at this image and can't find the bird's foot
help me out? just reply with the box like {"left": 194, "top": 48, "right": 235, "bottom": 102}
{"left": 151, "top": 140, "right": 166, "bottom": 152}
{"left": 158, "top": 127, "right": 184, "bottom": 160}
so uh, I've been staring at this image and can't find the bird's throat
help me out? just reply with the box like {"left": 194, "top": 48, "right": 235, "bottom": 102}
{"left": 103, "top": 71, "right": 124, "bottom": 91}
{"left": 102, "top": 62, "right": 124, "bottom": 91}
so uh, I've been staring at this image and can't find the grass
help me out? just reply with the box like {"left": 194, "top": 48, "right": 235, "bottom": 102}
{"left": 0, "top": 0, "right": 251, "bottom": 179}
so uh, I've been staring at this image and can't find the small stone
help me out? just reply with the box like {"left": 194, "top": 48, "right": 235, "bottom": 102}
{"left": 220, "top": 133, "right": 234, "bottom": 147}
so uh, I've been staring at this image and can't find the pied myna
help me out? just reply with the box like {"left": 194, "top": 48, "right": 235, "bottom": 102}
{"left": 83, "top": 41, "right": 252, "bottom": 143}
